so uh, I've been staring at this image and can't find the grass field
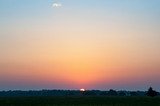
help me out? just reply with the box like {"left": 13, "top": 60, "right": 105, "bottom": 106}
{"left": 0, "top": 96, "right": 160, "bottom": 106}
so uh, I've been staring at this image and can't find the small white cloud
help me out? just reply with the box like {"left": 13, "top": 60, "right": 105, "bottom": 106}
{"left": 52, "top": 3, "right": 62, "bottom": 8}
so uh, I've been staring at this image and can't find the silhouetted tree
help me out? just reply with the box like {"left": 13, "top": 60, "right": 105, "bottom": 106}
{"left": 146, "top": 87, "right": 158, "bottom": 97}
{"left": 100, "top": 91, "right": 108, "bottom": 96}
{"left": 84, "top": 90, "right": 97, "bottom": 96}
{"left": 107, "top": 89, "right": 118, "bottom": 96}
{"left": 119, "top": 91, "right": 126, "bottom": 96}
{"left": 130, "top": 91, "right": 138, "bottom": 96}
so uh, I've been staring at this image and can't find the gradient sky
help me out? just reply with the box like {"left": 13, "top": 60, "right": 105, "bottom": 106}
{"left": 0, "top": 0, "right": 160, "bottom": 91}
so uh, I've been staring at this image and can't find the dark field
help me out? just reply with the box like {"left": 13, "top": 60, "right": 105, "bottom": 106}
{"left": 0, "top": 96, "right": 160, "bottom": 106}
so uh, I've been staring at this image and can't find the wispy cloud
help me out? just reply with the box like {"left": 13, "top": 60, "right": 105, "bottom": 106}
{"left": 52, "top": 2, "right": 62, "bottom": 8}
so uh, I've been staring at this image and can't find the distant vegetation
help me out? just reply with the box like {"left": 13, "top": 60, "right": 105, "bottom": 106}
{"left": 0, "top": 87, "right": 159, "bottom": 106}
{"left": 0, "top": 87, "right": 159, "bottom": 97}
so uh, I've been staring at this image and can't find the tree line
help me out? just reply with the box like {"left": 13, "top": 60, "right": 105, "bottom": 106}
{"left": 0, "top": 87, "right": 159, "bottom": 97}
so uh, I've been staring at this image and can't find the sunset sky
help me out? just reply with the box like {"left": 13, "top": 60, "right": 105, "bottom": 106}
{"left": 0, "top": 0, "right": 160, "bottom": 91}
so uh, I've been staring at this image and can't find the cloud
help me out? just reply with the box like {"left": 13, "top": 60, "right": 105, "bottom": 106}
{"left": 52, "top": 3, "right": 62, "bottom": 8}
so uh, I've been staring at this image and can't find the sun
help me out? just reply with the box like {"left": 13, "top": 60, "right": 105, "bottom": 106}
{"left": 80, "top": 88, "right": 85, "bottom": 92}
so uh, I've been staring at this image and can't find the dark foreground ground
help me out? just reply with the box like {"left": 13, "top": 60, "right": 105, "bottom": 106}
{"left": 0, "top": 97, "right": 160, "bottom": 106}
{"left": 0, "top": 96, "right": 160, "bottom": 106}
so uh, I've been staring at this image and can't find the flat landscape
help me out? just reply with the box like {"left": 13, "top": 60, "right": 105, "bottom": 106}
{"left": 0, "top": 96, "right": 160, "bottom": 106}
{"left": 1, "top": 1, "right": 160, "bottom": 106}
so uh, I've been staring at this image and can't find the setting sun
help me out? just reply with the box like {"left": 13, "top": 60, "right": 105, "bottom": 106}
{"left": 80, "top": 89, "right": 86, "bottom": 92}
{"left": 0, "top": 0, "right": 160, "bottom": 105}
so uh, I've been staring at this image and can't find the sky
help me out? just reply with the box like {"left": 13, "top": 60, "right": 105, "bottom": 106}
{"left": 0, "top": 0, "right": 160, "bottom": 91}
